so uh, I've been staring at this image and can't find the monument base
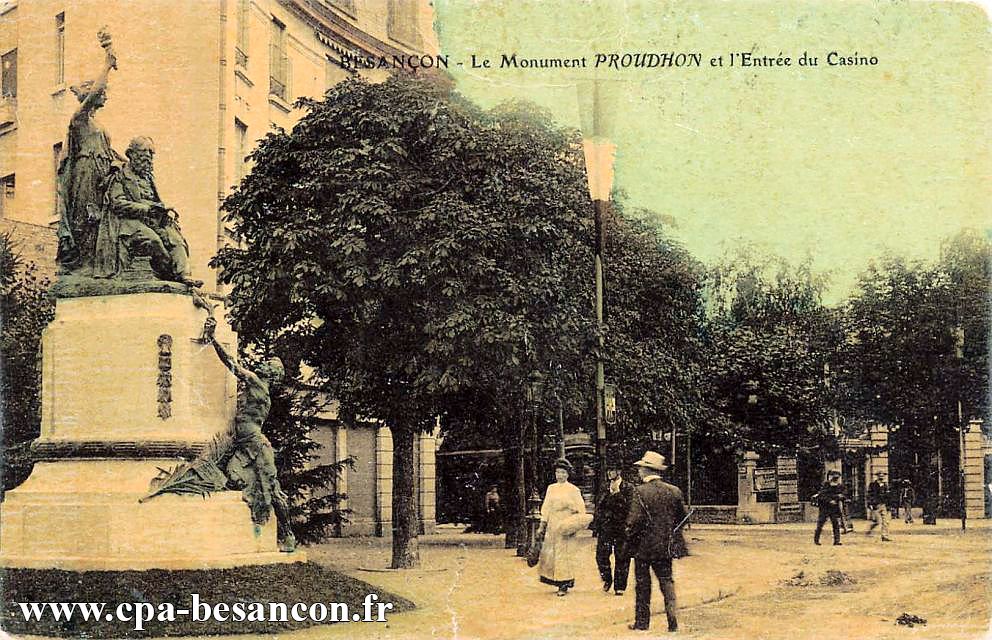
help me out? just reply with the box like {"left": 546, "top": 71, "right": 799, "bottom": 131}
{"left": 0, "top": 460, "right": 306, "bottom": 570}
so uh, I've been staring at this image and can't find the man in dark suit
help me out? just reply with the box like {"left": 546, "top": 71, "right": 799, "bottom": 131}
{"left": 813, "top": 470, "right": 846, "bottom": 546}
{"left": 592, "top": 466, "right": 633, "bottom": 595}
{"left": 625, "top": 451, "right": 688, "bottom": 633}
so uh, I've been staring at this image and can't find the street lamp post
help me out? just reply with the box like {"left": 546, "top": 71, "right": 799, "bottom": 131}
{"left": 959, "top": 415, "right": 968, "bottom": 531}
{"left": 591, "top": 180, "right": 610, "bottom": 501}
{"left": 953, "top": 325, "right": 966, "bottom": 531}
{"left": 512, "top": 424, "right": 526, "bottom": 554}
{"left": 578, "top": 80, "right": 618, "bottom": 502}
{"left": 552, "top": 389, "right": 566, "bottom": 459}
{"left": 548, "top": 362, "right": 567, "bottom": 459}
{"left": 520, "top": 371, "right": 546, "bottom": 556}
{"left": 741, "top": 379, "right": 760, "bottom": 473}
{"left": 686, "top": 425, "right": 692, "bottom": 527}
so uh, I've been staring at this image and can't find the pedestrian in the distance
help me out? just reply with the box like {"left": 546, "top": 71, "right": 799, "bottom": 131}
{"left": 813, "top": 470, "right": 845, "bottom": 546}
{"left": 483, "top": 484, "right": 503, "bottom": 533}
{"left": 591, "top": 466, "right": 632, "bottom": 595}
{"left": 866, "top": 471, "right": 892, "bottom": 541}
{"left": 625, "top": 451, "right": 687, "bottom": 633}
{"left": 888, "top": 480, "right": 902, "bottom": 519}
{"left": 835, "top": 474, "right": 855, "bottom": 534}
{"left": 900, "top": 479, "right": 916, "bottom": 524}
{"left": 922, "top": 492, "right": 939, "bottom": 525}
{"left": 536, "top": 458, "right": 592, "bottom": 597}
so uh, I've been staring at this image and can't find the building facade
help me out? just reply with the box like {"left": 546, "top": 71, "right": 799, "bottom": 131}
{"left": 0, "top": 0, "right": 439, "bottom": 537}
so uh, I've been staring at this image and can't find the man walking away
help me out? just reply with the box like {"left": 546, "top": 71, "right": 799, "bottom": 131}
{"left": 625, "top": 451, "right": 687, "bottom": 633}
{"left": 866, "top": 471, "right": 892, "bottom": 541}
{"left": 592, "top": 466, "right": 632, "bottom": 595}
{"left": 813, "top": 470, "right": 845, "bottom": 546}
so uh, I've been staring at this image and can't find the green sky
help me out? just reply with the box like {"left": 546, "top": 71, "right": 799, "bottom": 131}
{"left": 433, "top": 0, "right": 990, "bottom": 303}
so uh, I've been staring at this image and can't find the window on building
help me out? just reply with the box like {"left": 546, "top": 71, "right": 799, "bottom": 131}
{"left": 234, "top": 119, "right": 248, "bottom": 182}
{"left": 0, "top": 174, "right": 14, "bottom": 217}
{"left": 269, "top": 18, "right": 290, "bottom": 101}
{"left": 325, "top": 0, "right": 356, "bottom": 15}
{"left": 1, "top": 49, "right": 16, "bottom": 99}
{"left": 235, "top": 0, "right": 249, "bottom": 69}
{"left": 55, "top": 13, "right": 65, "bottom": 85}
{"left": 53, "top": 142, "right": 63, "bottom": 199}
{"left": 387, "top": 0, "right": 421, "bottom": 47}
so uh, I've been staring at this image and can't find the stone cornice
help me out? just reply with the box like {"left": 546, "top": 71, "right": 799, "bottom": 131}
{"left": 49, "top": 276, "right": 193, "bottom": 299}
{"left": 32, "top": 440, "right": 207, "bottom": 461}
{"left": 278, "top": 0, "right": 413, "bottom": 60}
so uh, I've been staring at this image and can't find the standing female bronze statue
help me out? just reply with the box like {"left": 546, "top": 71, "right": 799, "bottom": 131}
{"left": 55, "top": 29, "right": 122, "bottom": 274}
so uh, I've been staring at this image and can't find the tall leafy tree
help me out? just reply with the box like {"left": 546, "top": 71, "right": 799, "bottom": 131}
{"left": 213, "top": 76, "right": 593, "bottom": 567}
{"left": 842, "top": 256, "right": 955, "bottom": 430}
{"left": 703, "top": 245, "right": 837, "bottom": 455}
{"left": 938, "top": 229, "right": 990, "bottom": 424}
{"left": 437, "top": 200, "right": 715, "bottom": 515}
{"left": 601, "top": 206, "right": 709, "bottom": 458}
{"left": 0, "top": 234, "right": 55, "bottom": 491}
{"left": 841, "top": 231, "right": 990, "bottom": 498}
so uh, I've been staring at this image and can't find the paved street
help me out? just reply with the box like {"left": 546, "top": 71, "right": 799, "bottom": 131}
{"left": 229, "top": 518, "right": 991, "bottom": 640}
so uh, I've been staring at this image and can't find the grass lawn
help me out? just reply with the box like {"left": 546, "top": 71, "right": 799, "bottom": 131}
{"left": 1, "top": 562, "right": 414, "bottom": 638}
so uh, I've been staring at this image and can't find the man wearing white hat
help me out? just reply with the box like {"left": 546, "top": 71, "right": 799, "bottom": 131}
{"left": 625, "top": 451, "right": 687, "bottom": 633}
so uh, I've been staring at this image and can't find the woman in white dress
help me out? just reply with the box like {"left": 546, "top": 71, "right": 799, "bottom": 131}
{"left": 537, "top": 458, "right": 591, "bottom": 596}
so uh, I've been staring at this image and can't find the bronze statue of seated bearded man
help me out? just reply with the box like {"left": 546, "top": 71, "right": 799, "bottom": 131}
{"left": 92, "top": 136, "right": 202, "bottom": 287}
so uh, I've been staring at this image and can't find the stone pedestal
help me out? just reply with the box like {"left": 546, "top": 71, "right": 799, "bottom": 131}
{"left": 0, "top": 292, "right": 305, "bottom": 570}
{"left": 38, "top": 292, "right": 236, "bottom": 444}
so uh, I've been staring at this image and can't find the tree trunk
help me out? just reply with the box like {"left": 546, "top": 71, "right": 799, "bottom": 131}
{"left": 390, "top": 424, "right": 420, "bottom": 569}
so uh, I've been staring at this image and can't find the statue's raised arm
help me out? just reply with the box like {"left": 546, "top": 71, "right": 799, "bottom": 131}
{"left": 202, "top": 317, "right": 258, "bottom": 385}
{"left": 77, "top": 29, "right": 117, "bottom": 114}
